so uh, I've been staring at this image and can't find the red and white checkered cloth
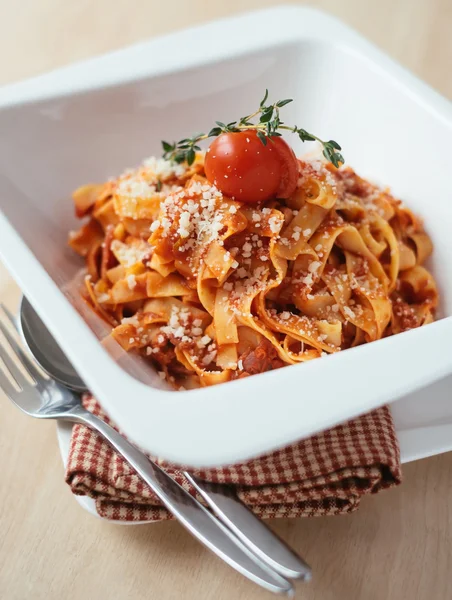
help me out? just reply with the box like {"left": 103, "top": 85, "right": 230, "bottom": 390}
{"left": 65, "top": 395, "right": 402, "bottom": 522}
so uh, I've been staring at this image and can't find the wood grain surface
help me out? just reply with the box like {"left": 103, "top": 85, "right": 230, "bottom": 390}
{"left": 1, "top": 1, "right": 451, "bottom": 599}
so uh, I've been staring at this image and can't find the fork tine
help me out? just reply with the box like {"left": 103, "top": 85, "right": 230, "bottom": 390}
{"left": 0, "top": 361, "right": 17, "bottom": 399}
{"left": 1, "top": 303, "right": 16, "bottom": 324}
{"left": 0, "top": 304, "right": 42, "bottom": 381}
{"left": 0, "top": 333, "right": 32, "bottom": 389}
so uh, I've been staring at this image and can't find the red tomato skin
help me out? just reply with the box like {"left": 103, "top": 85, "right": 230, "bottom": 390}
{"left": 272, "top": 137, "right": 299, "bottom": 199}
{"left": 204, "top": 130, "right": 298, "bottom": 204}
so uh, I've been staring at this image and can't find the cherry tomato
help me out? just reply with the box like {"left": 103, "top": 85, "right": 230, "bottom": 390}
{"left": 273, "top": 136, "right": 299, "bottom": 199}
{"left": 204, "top": 130, "right": 298, "bottom": 204}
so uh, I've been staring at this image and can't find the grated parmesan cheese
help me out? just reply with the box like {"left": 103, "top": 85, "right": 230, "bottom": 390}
{"left": 126, "top": 274, "right": 137, "bottom": 290}
{"left": 268, "top": 215, "right": 281, "bottom": 234}
{"left": 308, "top": 261, "right": 322, "bottom": 273}
{"left": 121, "top": 315, "right": 140, "bottom": 326}
{"left": 157, "top": 182, "right": 226, "bottom": 257}
{"left": 117, "top": 177, "right": 155, "bottom": 199}
{"left": 111, "top": 239, "right": 152, "bottom": 267}
{"left": 343, "top": 306, "right": 355, "bottom": 319}
{"left": 142, "top": 156, "right": 186, "bottom": 180}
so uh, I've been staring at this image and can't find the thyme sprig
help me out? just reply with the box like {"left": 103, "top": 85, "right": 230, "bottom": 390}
{"left": 162, "top": 89, "right": 343, "bottom": 167}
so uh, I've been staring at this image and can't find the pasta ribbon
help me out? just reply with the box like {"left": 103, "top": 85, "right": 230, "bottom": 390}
{"left": 69, "top": 155, "right": 437, "bottom": 388}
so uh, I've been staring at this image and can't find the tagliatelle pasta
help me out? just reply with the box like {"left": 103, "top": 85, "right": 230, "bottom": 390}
{"left": 68, "top": 153, "right": 438, "bottom": 389}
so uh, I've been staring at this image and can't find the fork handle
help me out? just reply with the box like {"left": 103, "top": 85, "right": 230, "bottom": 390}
{"left": 76, "top": 409, "right": 293, "bottom": 596}
{"left": 184, "top": 473, "right": 311, "bottom": 581}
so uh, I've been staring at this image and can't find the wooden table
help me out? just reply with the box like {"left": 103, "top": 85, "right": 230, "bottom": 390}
{"left": 1, "top": 1, "right": 451, "bottom": 598}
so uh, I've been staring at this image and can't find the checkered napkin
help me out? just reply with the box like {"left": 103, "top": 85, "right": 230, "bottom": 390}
{"left": 65, "top": 395, "right": 401, "bottom": 522}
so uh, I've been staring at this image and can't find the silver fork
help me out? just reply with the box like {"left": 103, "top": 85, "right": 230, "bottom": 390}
{"left": 0, "top": 306, "right": 294, "bottom": 596}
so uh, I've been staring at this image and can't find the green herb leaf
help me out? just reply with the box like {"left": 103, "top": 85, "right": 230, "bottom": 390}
{"left": 174, "top": 151, "right": 186, "bottom": 164}
{"left": 208, "top": 127, "right": 222, "bottom": 137}
{"left": 276, "top": 99, "right": 293, "bottom": 107}
{"left": 239, "top": 114, "right": 252, "bottom": 126}
{"left": 257, "top": 131, "right": 267, "bottom": 146}
{"left": 322, "top": 147, "right": 333, "bottom": 162}
{"left": 330, "top": 151, "right": 344, "bottom": 167}
{"left": 260, "top": 89, "right": 269, "bottom": 107}
{"left": 328, "top": 140, "right": 342, "bottom": 150}
{"left": 260, "top": 107, "right": 274, "bottom": 123}
{"left": 215, "top": 121, "right": 226, "bottom": 129}
{"left": 162, "top": 140, "right": 174, "bottom": 152}
{"left": 298, "top": 129, "right": 316, "bottom": 142}
{"left": 186, "top": 148, "right": 196, "bottom": 165}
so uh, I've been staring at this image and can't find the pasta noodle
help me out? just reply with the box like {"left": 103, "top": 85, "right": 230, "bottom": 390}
{"left": 68, "top": 154, "right": 438, "bottom": 389}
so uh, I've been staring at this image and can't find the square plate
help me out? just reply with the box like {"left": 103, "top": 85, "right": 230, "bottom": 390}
{"left": 1, "top": 6, "right": 452, "bottom": 466}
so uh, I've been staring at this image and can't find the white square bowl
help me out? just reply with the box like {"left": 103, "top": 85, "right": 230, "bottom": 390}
{"left": 1, "top": 6, "right": 452, "bottom": 467}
